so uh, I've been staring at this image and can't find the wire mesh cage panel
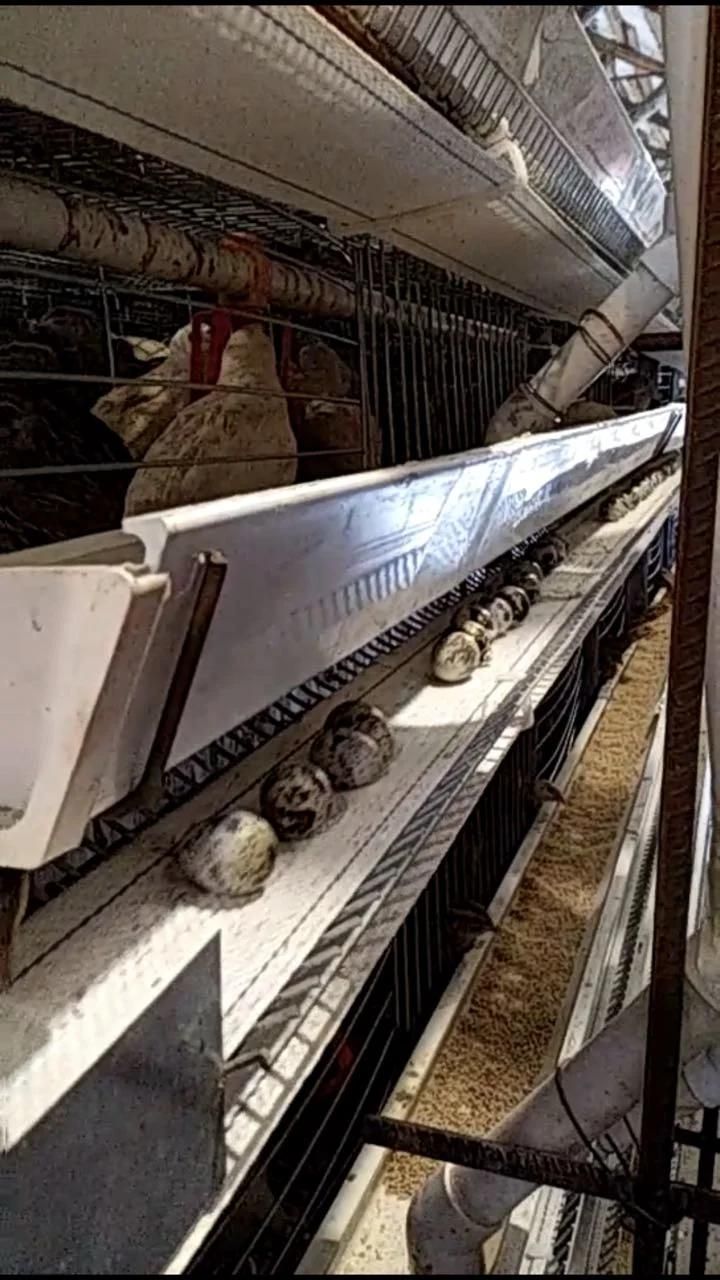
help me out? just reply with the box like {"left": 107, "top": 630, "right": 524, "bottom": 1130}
{"left": 355, "top": 239, "right": 530, "bottom": 463}
{"left": 535, "top": 648, "right": 584, "bottom": 785}
{"left": 0, "top": 101, "right": 350, "bottom": 271}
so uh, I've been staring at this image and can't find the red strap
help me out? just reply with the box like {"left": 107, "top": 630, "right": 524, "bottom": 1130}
{"left": 190, "top": 309, "right": 233, "bottom": 400}
{"left": 220, "top": 232, "right": 272, "bottom": 311}
{"left": 188, "top": 234, "right": 273, "bottom": 399}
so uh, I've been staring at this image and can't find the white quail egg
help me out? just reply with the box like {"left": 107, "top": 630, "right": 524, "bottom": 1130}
{"left": 324, "top": 699, "right": 394, "bottom": 761}
{"left": 311, "top": 724, "right": 389, "bottom": 788}
{"left": 177, "top": 809, "right": 277, "bottom": 897}
{"left": 498, "top": 584, "right": 531, "bottom": 624}
{"left": 260, "top": 761, "right": 335, "bottom": 840}
{"left": 431, "top": 629, "right": 481, "bottom": 683}
{"left": 458, "top": 618, "right": 492, "bottom": 661}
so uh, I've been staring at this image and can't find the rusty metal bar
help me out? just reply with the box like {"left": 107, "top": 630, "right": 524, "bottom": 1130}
{"left": 633, "top": 11, "right": 720, "bottom": 1273}
{"left": 589, "top": 33, "right": 665, "bottom": 75}
{"left": 363, "top": 1115, "right": 720, "bottom": 1227}
{"left": 634, "top": 332, "right": 684, "bottom": 353}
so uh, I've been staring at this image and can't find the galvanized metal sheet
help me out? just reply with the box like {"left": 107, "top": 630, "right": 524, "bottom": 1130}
{"left": 2, "top": 936, "right": 224, "bottom": 1275}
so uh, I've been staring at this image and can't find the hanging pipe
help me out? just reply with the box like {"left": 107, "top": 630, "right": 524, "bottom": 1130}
{"left": 0, "top": 175, "right": 356, "bottom": 318}
{"left": 406, "top": 930, "right": 720, "bottom": 1274}
{"left": 0, "top": 175, "right": 514, "bottom": 341}
{"left": 485, "top": 231, "right": 678, "bottom": 444}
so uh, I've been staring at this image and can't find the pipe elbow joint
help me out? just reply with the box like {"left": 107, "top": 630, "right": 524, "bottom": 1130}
{"left": 406, "top": 1166, "right": 490, "bottom": 1276}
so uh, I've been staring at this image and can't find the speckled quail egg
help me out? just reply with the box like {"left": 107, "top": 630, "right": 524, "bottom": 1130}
{"left": 549, "top": 534, "right": 568, "bottom": 563}
{"left": 431, "top": 629, "right": 481, "bottom": 683}
{"left": 478, "top": 565, "right": 504, "bottom": 601}
{"left": 498, "top": 584, "right": 531, "bottom": 625}
{"left": 458, "top": 618, "right": 492, "bottom": 661}
{"left": 600, "top": 494, "right": 628, "bottom": 522}
{"left": 510, "top": 560, "right": 543, "bottom": 604}
{"left": 470, "top": 603, "right": 496, "bottom": 632}
{"left": 177, "top": 809, "right": 277, "bottom": 897}
{"left": 489, "top": 596, "right": 515, "bottom": 636}
{"left": 514, "top": 570, "right": 542, "bottom": 604}
{"left": 453, "top": 601, "right": 496, "bottom": 637}
{"left": 324, "top": 699, "right": 394, "bottom": 756}
{"left": 512, "top": 558, "right": 543, "bottom": 581}
{"left": 453, "top": 602, "right": 474, "bottom": 628}
{"left": 260, "top": 761, "right": 335, "bottom": 840}
{"left": 311, "top": 723, "right": 390, "bottom": 789}
{"left": 533, "top": 542, "right": 560, "bottom": 575}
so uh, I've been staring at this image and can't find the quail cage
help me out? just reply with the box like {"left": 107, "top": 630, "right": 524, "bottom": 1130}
{"left": 0, "top": 98, "right": 682, "bottom": 1277}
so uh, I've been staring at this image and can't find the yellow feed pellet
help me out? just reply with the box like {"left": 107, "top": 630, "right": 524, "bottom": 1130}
{"left": 384, "top": 607, "right": 671, "bottom": 1198}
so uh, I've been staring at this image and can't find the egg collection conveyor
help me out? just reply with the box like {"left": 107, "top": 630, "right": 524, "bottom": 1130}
{"left": 0, "top": 404, "right": 684, "bottom": 877}
{"left": 1, "top": 457, "right": 680, "bottom": 1272}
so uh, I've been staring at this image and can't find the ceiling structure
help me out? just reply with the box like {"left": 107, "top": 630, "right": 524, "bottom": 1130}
{"left": 579, "top": 4, "right": 671, "bottom": 187}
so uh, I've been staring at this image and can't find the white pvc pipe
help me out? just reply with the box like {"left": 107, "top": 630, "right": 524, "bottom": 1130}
{"left": 406, "top": 937, "right": 720, "bottom": 1275}
{"left": 0, "top": 175, "right": 356, "bottom": 318}
{"left": 485, "top": 234, "right": 677, "bottom": 444}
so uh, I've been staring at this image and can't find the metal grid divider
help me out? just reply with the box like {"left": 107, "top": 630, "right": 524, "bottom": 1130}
{"left": 354, "top": 237, "right": 531, "bottom": 460}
